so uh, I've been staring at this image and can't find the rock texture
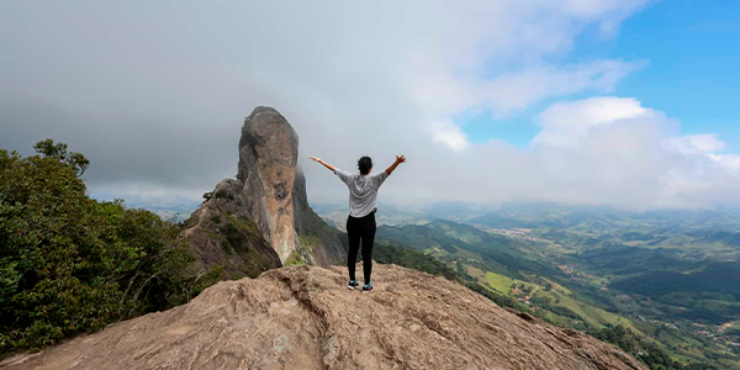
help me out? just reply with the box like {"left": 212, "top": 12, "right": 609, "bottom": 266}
{"left": 238, "top": 107, "right": 301, "bottom": 263}
{"left": 237, "top": 107, "right": 343, "bottom": 266}
{"left": 2, "top": 264, "right": 647, "bottom": 370}
{"left": 182, "top": 106, "right": 344, "bottom": 276}
{"left": 183, "top": 179, "right": 282, "bottom": 278}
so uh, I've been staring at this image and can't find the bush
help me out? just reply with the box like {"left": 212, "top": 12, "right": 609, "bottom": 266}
{"left": 0, "top": 141, "right": 217, "bottom": 354}
{"left": 214, "top": 189, "right": 234, "bottom": 201}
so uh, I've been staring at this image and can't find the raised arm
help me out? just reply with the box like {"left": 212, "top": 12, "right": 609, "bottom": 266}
{"left": 309, "top": 156, "right": 336, "bottom": 172}
{"left": 385, "top": 154, "right": 406, "bottom": 175}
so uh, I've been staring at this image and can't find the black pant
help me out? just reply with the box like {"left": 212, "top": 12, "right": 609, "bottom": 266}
{"left": 346, "top": 212, "right": 376, "bottom": 283}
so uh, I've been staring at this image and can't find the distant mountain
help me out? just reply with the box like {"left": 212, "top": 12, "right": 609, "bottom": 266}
{"left": 90, "top": 194, "right": 201, "bottom": 222}
{"left": 422, "top": 201, "right": 492, "bottom": 221}
{"left": 317, "top": 202, "right": 434, "bottom": 229}
{"left": 377, "top": 219, "right": 559, "bottom": 278}
{"left": 578, "top": 243, "right": 699, "bottom": 275}
{"left": 474, "top": 203, "right": 740, "bottom": 231}
{"left": 469, "top": 213, "right": 530, "bottom": 229}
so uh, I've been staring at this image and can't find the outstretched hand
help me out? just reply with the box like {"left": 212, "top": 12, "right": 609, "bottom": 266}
{"left": 310, "top": 156, "right": 336, "bottom": 172}
{"left": 385, "top": 154, "right": 406, "bottom": 176}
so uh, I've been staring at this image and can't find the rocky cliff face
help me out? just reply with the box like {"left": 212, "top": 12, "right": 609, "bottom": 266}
{"left": 237, "top": 106, "right": 344, "bottom": 266}
{"left": 183, "top": 179, "right": 282, "bottom": 278}
{"left": 238, "top": 107, "right": 300, "bottom": 263}
{"left": 2, "top": 264, "right": 647, "bottom": 370}
{"left": 184, "top": 107, "right": 344, "bottom": 277}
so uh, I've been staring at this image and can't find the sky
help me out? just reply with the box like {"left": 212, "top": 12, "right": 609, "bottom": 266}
{"left": 2, "top": 0, "right": 739, "bottom": 213}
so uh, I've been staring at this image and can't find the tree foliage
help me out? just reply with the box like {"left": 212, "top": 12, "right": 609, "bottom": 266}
{"left": 0, "top": 141, "right": 218, "bottom": 355}
{"left": 588, "top": 325, "right": 718, "bottom": 370}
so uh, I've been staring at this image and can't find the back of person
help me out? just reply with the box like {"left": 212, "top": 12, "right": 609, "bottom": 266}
{"left": 334, "top": 169, "right": 388, "bottom": 218}
{"left": 309, "top": 154, "right": 406, "bottom": 292}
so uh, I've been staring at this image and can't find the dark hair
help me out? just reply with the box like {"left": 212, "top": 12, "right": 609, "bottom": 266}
{"left": 358, "top": 156, "right": 373, "bottom": 175}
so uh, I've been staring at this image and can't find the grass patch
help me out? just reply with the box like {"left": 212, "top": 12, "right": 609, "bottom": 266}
{"left": 181, "top": 216, "right": 198, "bottom": 230}
{"left": 285, "top": 250, "right": 305, "bottom": 266}
{"left": 284, "top": 235, "right": 320, "bottom": 266}
{"left": 204, "top": 229, "right": 227, "bottom": 243}
{"left": 485, "top": 272, "right": 522, "bottom": 294}
{"left": 465, "top": 265, "right": 486, "bottom": 281}
{"left": 483, "top": 271, "right": 640, "bottom": 332}
{"left": 227, "top": 213, "right": 261, "bottom": 235}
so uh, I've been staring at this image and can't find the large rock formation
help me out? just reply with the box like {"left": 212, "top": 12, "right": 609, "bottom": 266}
{"left": 237, "top": 106, "right": 343, "bottom": 266}
{"left": 1, "top": 264, "right": 647, "bottom": 370}
{"left": 238, "top": 107, "right": 301, "bottom": 263}
{"left": 184, "top": 107, "right": 344, "bottom": 278}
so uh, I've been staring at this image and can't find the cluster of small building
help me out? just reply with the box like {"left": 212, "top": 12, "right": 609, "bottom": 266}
{"left": 516, "top": 295, "right": 531, "bottom": 305}
{"left": 556, "top": 264, "right": 595, "bottom": 283}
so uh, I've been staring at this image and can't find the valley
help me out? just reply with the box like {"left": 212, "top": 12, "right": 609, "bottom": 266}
{"left": 321, "top": 203, "right": 740, "bottom": 370}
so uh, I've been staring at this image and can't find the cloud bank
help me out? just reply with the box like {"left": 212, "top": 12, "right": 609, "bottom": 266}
{"left": 2, "top": 0, "right": 738, "bottom": 211}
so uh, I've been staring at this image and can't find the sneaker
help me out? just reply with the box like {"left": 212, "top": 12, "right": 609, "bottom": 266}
{"left": 347, "top": 280, "right": 360, "bottom": 290}
{"left": 362, "top": 283, "right": 373, "bottom": 293}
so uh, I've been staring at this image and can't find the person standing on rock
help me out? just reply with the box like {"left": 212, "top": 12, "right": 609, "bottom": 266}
{"left": 309, "top": 154, "right": 406, "bottom": 292}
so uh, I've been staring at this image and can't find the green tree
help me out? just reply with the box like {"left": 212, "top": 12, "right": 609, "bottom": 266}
{"left": 0, "top": 141, "right": 218, "bottom": 355}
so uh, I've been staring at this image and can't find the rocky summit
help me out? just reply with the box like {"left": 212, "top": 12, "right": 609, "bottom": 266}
{"left": 238, "top": 106, "right": 302, "bottom": 263}
{"left": 237, "top": 107, "right": 344, "bottom": 266}
{"left": 183, "top": 107, "right": 344, "bottom": 278}
{"left": 2, "top": 264, "right": 647, "bottom": 370}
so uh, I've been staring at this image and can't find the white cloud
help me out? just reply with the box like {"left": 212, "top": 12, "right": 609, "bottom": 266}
{"left": 7, "top": 0, "right": 738, "bottom": 212}
{"left": 477, "top": 60, "right": 645, "bottom": 115}
{"left": 523, "top": 97, "right": 740, "bottom": 209}
{"left": 431, "top": 122, "right": 469, "bottom": 151}
{"left": 709, "top": 154, "right": 740, "bottom": 175}
{"left": 666, "top": 134, "right": 727, "bottom": 155}
{"left": 376, "top": 96, "right": 739, "bottom": 210}
{"left": 532, "top": 96, "right": 650, "bottom": 147}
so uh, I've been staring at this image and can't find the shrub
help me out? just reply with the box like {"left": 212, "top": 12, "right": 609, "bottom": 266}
{"left": 214, "top": 189, "right": 234, "bottom": 201}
